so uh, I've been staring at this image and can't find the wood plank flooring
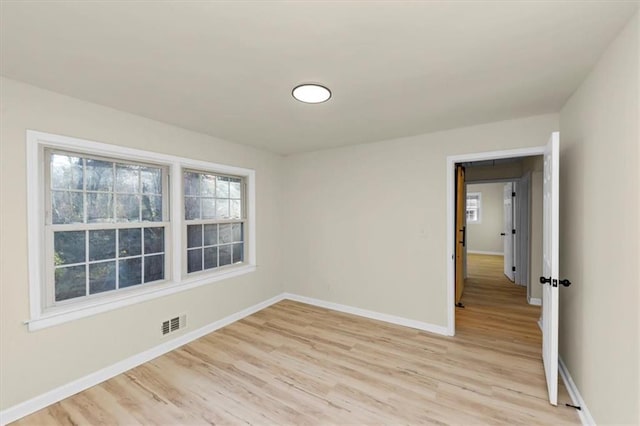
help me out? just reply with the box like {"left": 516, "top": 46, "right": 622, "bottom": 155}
{"left": 14, "top": 254, "right": 579, "bottom": 425}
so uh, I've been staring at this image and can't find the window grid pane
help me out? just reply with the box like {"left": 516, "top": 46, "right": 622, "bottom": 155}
{"left": 185, "top": 221, "right": 244, "bottom": 274}
{"left": 184, "top": 170, "right": 245, "bottom": 275}
{"left": 183, "top": 172, "right": 243, "bottom": 221}
{"left": 50, "top": 153, "right": 164, "bottom": 225}
{"left": 183, "top": 172, "right": 244, "bottom": 273}
{"left": 49, "top": 150, "right": 168, "bottom": 304}
{"left": 53, "top": 225, "right": 166, "bottom": 302}
{"left": 466, "top": 192, "right": 481, "bottom": 223}
{"left": 46, "top": 148, "right": 251, "bottom": 310}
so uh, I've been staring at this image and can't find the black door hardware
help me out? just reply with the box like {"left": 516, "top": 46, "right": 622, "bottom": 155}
{"left": 459, "top": 226, "right": 466, "bottom": 247}
{"left": 500, "top": 232, "right": 506, "bottom": 236}
{"left": 540, "top": 277, "right": 572, "bottom": 287}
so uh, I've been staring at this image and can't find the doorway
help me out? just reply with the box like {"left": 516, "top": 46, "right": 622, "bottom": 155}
{"left": 446, "top": 146, "right": 545, "bottom": 335}
{"left": 462, "top": 175, "right": 533, "bottom": 289}
{"left": 447, "top": 134, "right": 563, "bottom": 406}
{"left": 464, "top": 180, "right": 516, "bottom": 279}
{"left": 454, "top": 160, "right": 542, "bottom": 321}
{"left": 463, "top": 181, "right": 518, "bottom": 304}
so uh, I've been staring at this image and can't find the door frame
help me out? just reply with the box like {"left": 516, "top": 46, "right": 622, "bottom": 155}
{"left": 446, "top": 146, "right": 545, "bottom": 336}
{"left": 503, "top": 181, "right": 516, "bottom": 282}
{"left": 516, "top": 172, "right": 531, "bottom": 292}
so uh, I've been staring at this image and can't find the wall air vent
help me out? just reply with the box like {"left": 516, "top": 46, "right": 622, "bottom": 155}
{"left": 161, "top": 315, "right": 186, "bottom": 336}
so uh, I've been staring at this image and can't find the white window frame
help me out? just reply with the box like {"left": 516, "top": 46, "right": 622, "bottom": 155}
{"left": 44, "top": 149, "right": 172, "bottom": 309}
{"left": 182, "top": 169, "right": 247, "bottom": 277}
{"left": 26, "top": 130, "right": 256, "bottom": 331}
{"left": 466, "top": 192, "right": 482, "bottom": 224}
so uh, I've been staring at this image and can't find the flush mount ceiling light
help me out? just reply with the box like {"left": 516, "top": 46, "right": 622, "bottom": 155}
{"left": 292, "top": 84, "right": 331, "bottom": 104}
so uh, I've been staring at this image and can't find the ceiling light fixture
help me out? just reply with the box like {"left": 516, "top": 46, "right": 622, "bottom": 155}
{"left": 292, "top": 84, "right": 331, "bottom": 104}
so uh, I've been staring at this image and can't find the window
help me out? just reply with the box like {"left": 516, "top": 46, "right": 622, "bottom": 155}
{"left": 466, "top": 192, "right": 481, "bottom": 223}
{"left": 47, "top": 151, "right": 169, "bottom": 305}
{"left": 183, "top": 171, "right": 245, "bottom": 274}
{"left": 27, "top": 131, "right": 256, "bottom": 330}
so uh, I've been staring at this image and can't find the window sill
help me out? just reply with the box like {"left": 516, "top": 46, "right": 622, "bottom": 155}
{"left": 26, "top": 264, "right": 256, "bottom": 331}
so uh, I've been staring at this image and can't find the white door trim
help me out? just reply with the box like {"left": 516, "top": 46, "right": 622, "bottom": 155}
{"left": 503, "top": 182, "right": 516, "bottom": 281}
{"left": 446, "top": 146, "right": 545, "bottom": 335}
{"left": 517, "top": 172, "right": 532, "bottom": 289}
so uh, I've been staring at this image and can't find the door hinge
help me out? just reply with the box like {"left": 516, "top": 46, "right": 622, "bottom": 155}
{"left": 512, "top": 266, "right": 516, "bottom": 272}
{"left": 512, "top": 191, "right": 516, "bottom": 197}
{"left": 512, "top": 229, "right": 516, "bottom": 234}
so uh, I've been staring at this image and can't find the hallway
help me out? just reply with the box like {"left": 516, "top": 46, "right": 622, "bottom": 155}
{"left": 456, "top": 254, "right": 578, "bottom": 421}
{"left": 457, "top": 253, "right": 542, "bottom": 356}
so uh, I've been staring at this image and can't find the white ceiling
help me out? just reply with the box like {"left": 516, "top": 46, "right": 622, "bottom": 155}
{"left": 1, "top": 1, "right": 637, "bottom": 155}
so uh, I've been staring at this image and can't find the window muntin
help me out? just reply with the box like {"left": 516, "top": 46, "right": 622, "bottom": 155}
{"left": 47, "top": 150, "right": 169, "bottom": 305}
{"left": 28, "top": 130, "right": 256, "bottom": 330}
{"left": 183, "top": 172, "right": 243, "bottom": 221}
{"left": 183, "top": 171, "right": 245, "bottom": 274}
{"left": 466, "top": 192, "right": 481, "bottom": 223}
{"left": 50, "top": 153, "right": 164, "bottom": 224}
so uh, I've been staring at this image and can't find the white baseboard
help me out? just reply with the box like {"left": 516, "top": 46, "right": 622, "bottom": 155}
{"left": 283, "top": 293, "right": 450, "bottom": 336}
{"left": 528, "top": 297, "right": 542, "bottom": 306}
{"left": 558, "top": 357, "right": 595, "bottom": 426}
{"left": 533, "top": 324, "right": 592, "bottom": 425}
{"left": 1, "top": 292, "right": 450, "bottom": 425}
{"left": 467, "top": 250, "right": 504, "bottom": 256}
{"left": 0, "top": 293, "right": 286, "bottom": 426}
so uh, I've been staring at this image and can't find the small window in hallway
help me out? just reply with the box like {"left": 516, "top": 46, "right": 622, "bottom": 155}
{"left": 466, "top": 192, "right": 481, "bottom": 223}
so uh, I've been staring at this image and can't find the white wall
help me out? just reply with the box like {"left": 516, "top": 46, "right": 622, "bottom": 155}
{"left": 466, "top": 182, "right": 504, "bottom": 254}
{"left": 282, "top": 114, "right": 558, "bottom": 327}
{"left": 558, "top": 13, "right": 638, "bottom": 425}
{"left": 0, "top": 78, "right": 285, "bottom": 410}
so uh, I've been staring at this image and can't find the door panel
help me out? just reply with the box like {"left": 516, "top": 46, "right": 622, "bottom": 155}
{"left": 503, "top": 182, "right": 515, "bottom": 281}
{"left": 542, "top": 132, "right": 560, "bottom": 405}
{"left": 455, "top": 165, "right": 466, "bottom": 304}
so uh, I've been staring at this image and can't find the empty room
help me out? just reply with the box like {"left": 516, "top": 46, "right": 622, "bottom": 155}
{"left": 0, "top": 1, "right": 638, "bottom": 425}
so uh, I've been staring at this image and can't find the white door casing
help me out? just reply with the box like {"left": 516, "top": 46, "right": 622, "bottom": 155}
{"left": 447, "top": 145, "right": 547, "bottom": 337}
{"left": 515, "top": 174, "right": 531, "bottom": 288}
{"left": 503, "top": 182, "right": 515, "bottom": 281}
{"left": 542, "top": 131, "right": 560, "bottom": 405}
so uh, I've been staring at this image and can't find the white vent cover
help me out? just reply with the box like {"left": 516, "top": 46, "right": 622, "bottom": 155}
{"left": 161, "top": 315, "right": 186, "bottom": 336}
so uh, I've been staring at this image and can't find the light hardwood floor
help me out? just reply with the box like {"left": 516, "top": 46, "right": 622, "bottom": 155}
{"left": 14, "top": 254, "right": 579, "bottom": 425}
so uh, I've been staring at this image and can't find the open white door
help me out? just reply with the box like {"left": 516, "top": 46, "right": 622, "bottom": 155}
{"left": 541, "top": 131, "right": 560, "bottom": 405}
{"left": 503, "top": 182, "right": 515, "bottom": 281}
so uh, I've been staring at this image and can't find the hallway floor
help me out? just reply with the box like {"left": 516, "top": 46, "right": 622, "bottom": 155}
{"left": 456, "top": 254, "right": 579, "bottom": 422}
